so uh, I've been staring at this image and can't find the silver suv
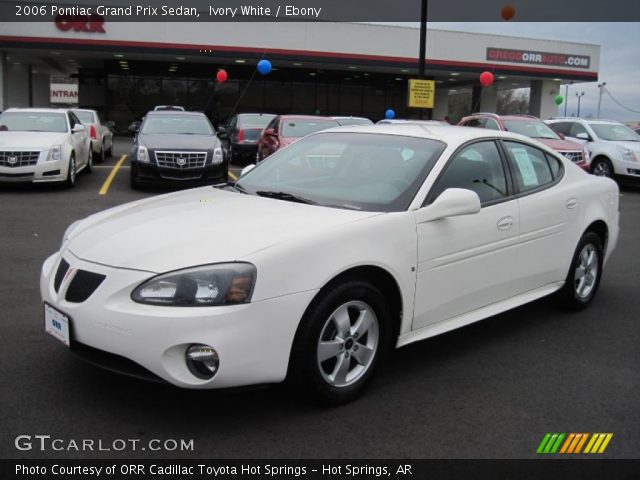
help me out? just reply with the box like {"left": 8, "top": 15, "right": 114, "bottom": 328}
{"left": 546, "top": 118, "right": 640, "bottom": 181}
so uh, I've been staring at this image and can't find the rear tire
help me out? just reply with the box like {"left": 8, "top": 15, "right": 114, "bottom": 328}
{"left": 93, "top": 145, "right": 105, "bottom": 164}
{"left": 557, "top": 232, "right": 603, "bottom": 310}
{"left": 287, "top": 280, "right": 391, "bottom": 405}
{"left": 130, "top": 164, "right": 140, "bottom": 189}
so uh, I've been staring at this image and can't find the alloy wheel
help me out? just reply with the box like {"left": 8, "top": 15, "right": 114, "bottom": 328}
{"left": 316, "top": 300, "right": 379, "bottom": 388}
{"left": 575, "top": 244, "right": 599, "bottom": 299}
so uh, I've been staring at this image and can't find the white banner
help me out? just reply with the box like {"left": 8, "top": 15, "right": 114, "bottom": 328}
{"left": 50, "top": 83, "right": 78, "bottom": 104}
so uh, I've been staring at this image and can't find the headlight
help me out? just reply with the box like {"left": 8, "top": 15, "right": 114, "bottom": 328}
{"left": 47, "top": 145, "right": 61, "bottom": 162}
{"left": 137, "top": 145, "right": 149, "bottom": 163}
{"left": 618, "top": 145, "right": 639, "bottom": 162}
{"left": 60, "top": 220, "right": 82, "bottom": 250}
{"left": 212, "top": 147, "right": 223, "bottom": 165}
{"left": 131, "top": 263, "right": 257, "bottom": 306}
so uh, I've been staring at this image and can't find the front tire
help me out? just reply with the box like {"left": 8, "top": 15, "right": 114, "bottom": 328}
{"left": 64, "top": 154, "right": 77, "bottom": 188}
{"left": 557, "top": 232, "right": 603, "bottom": 310}
{"left": 130, "top": 163, "right": 140, "bottom": 189}
{"left": 287, "top": 280, "right": 391, "bottom": 405}
{"left": 591, "top": 157, "right": 613, "bottom": 178}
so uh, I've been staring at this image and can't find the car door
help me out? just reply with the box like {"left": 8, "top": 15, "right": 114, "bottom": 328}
{"left": 502, "top": 140, "right": 577, "bottom": 291}
{"left": 413, "top": 139, "right": 520, "bottom": 330}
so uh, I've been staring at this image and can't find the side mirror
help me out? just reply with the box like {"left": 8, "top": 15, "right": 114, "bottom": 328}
{"left": 72, "top": 124, "right": 85, "bottom": 133}
{"left": 264, "top": 128, "right": 276, "bottom": 136}
{"left": 217, "top": 126, "right": 227, "bottom": 136}
{"left": 557, "top": 132, "right": 566, "bottom": 140}
{"left": 240, "top": 164, "right": 256, "bottom": 176}
{"left": 576, "top": 132, "right": 591, "bottom": 141}
{"left": 105, "top": 121, "right": 115, "bottom": 129}
{"left": 415, "top": 188, "right": 481, "bottom": 224}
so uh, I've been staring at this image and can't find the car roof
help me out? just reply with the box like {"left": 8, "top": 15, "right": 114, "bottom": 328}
{"left": 71, "top": 108, "right": 96, "bottom": 113}
{"left": 3, "top": 108, "right": 70, "bottom": 114}
{"left": 313, "top": 123, "right": 550, "bottom": 146}
{"left": 237, "top": 113, "right": 275, "bottom": 117}
{"left": 278, "top": 115, "right": 337, "bottom": 121}
{"left": 145, "top": 110, "right": 206, "bottom": 117}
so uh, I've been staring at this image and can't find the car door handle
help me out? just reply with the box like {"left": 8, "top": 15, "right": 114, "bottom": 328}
{"left": 497, "top": 216, "right": 514, "bottom": 230}
{"left": 566, "top": 198, "right": 578, "bottom": 209}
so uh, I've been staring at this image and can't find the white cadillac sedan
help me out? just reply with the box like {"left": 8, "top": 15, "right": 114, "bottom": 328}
{"left": 40, "top": 125, "right": 619, "bottom": 404}
{"left": 0, "top": 108, "right": 91, "bottom": 186}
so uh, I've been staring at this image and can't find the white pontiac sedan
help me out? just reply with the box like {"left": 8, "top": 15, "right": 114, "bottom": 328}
{"left": 40, "top": 125, "right": 619, "bottom": 404}
{"left": 0, "top": 108, "right": 91, "bottom": 186}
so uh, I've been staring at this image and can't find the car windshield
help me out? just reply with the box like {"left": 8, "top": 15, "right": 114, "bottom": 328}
{"left": 239, "top": 115, "right": 275, "bottom": 129}
{"left": 235, "top": 132, "right": 446, "bottom": 212}
{"left": 141, "top": 115, "right": 214, "bottom": 135}
{"left": 0, "top": 112, "right": 68, "bottom": 133}
{"left": 73, "top": 111, "right": 96, "bottom": 123}
{"left": 590, "top": 123, "right": 640, "bottom": 141}
{"left": 281, "top": 119, "right": 339, "bottom": 137}
{"left": 503, "top": 119, "right": 560, "bottom": 140}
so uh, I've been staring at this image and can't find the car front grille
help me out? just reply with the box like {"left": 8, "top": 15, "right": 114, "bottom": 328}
{"left": 560, "top": 151, "right": 584, "bottom": 164}
{"left": 154, "top": 151, "right": 207, "bottom": 169}
{"left": 0, "top": 151, "right": 40, "bottom": 167}
{"left": 65, "top": 270, "right": 106, "bottom": 303}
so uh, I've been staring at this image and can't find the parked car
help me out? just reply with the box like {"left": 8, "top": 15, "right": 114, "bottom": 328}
{"left": 332, "top": 116, "right": 373, "bottom": 126}
{"left": 0, "top": 108, "right": 91, "bottom": 187}
{"left": 220, "top": 113, "right": 275, "bottom": 165}
{"left": 71, "top": 109, "right": 114, "bottom": 163}
{"left": 154, "top": 105, "right": 185, "bottom": 111}
{"left": 257, "top": 115, "right": 339, "bottom": 161}
{"left": 459, "top": 113, "right": 591, "bottom": 171}
{"left": 42, "top": 124, "right": 618, "bottom": 404}
{"left": 129, "top": 111, "right": 226, "bottom": 188}
{"left": 547, "top": 118, "right": 640, "bottom": 181}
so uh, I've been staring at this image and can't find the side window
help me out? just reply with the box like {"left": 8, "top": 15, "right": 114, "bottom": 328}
{"left": 546, "top": 153, "right": 563, "bottom": 179}
{"left": 503, "top": 141, "right": 555, "bottom": 193}
{"left": 484, "top": 118, "right": 501, "bottom": 130}
{"left": 549, "top": 122, "right": 570, "bottom": 136}
{"left": 463, "top": 118, "right": 485, "bottom": 128}
{"left": 569, "top": 122, "right": 588, "bottom": 138}
{"left": 429, "top": 141, "right": 508, "bottom": 206}
{"left": 67, "top": 113, "right": 76, "bottom": 130}
{"left": 228, "top": 116, "right": 237, "bottom": 132}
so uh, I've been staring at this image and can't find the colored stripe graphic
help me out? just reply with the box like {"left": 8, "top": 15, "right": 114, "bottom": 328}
{"left": 538, "top": 433, "right": 613, "bottom": 454}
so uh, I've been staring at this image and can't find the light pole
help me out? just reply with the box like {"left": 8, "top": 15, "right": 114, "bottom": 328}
{"left": 575, "top": 91, "right": 585, "bottom": 117}
{"left": 597, "top": 82, "right": 607, "bottom": 118}
{"left": 564, "top": 82, "right": 572, "bottom": 116}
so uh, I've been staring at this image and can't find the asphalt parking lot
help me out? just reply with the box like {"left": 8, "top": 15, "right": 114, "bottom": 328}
{"left": 1, "top": 136, "right": 639, "bottom": 459}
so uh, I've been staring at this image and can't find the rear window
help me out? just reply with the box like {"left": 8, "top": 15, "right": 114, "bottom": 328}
{"left": 282, "top": 119, "right": 339, "bottom": 137}
{"left": 73, "top": 111, "right": 96, "bottom": 124}
{"left": 238, "top": 115, "right": 275, "bottom": 129}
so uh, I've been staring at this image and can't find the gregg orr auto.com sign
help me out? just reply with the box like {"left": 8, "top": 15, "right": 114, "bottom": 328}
{"left": 487, "top": 48, "right": 591, "bottom": 69}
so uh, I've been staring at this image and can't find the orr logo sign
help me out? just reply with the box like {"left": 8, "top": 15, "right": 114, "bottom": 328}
{"left": 487, "top": 48, "right": 590, "bottom": 69}
{"left": 55, "top": 14, "right": 105, "bottom": 33}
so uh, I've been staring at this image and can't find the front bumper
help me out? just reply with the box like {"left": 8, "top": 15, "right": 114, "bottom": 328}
{"left": 0, "top": 155, "right": 66, "bottom": 183}
{"left": 131, "top": 160, "right": 228, "bottom": 184}
{"left": 40, "top": 251, "right": 316, "bottom": 389}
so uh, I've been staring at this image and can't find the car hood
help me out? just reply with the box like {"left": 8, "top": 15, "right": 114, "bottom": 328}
{"left": 537, "top": 138, "right": 583, "bottom": 152}
{"left": 138, "top": 133, "right": 219, "bottom": 150}
{"left": 0, "top": 131, "right": 67, "bottom": 149}
{"left": 67, "top": 187, "right": 381, "bottom": 272}
{"left": 607, "top": 140, "right": 640, "bottom": 151}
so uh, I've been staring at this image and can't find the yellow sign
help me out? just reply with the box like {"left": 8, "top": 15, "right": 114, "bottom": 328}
{"left": 407, "top": 79, "right": 435, "bottom": 109}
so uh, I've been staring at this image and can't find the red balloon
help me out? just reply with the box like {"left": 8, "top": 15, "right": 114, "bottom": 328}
{"left": 479, "top": 71, "right": 494, "bottom": 87}
{"left": 216, "top": 69, "right": 228, "bottom": 83}
{"left": 501, "top": 5, "right": 515, "bottom": 21}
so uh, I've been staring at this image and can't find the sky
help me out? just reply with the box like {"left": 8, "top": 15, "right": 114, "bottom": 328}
{"left": 431, "top": 23, "right": 640, "bottom": 122}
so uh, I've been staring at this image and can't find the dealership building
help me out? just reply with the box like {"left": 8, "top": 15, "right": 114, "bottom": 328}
{"left": 0, "top": 21, "right": 599, "bottom": 128}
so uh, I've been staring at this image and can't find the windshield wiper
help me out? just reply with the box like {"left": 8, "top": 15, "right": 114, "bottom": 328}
{"left": 256, "top": 190, "right": 317, "bottom": 205}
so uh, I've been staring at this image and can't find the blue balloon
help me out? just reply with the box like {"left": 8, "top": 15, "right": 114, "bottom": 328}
{"left": 385, "top": 109, "right": 395, "bottom": 119}
{"left": 257, "top": 59, "right": 272, "bottom": 75}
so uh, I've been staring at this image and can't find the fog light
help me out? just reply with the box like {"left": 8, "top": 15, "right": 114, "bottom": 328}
{"left": 185, "top": 344, "right": 219, "bottom": 380}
